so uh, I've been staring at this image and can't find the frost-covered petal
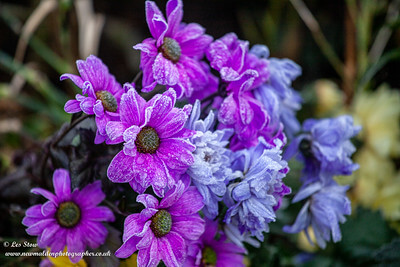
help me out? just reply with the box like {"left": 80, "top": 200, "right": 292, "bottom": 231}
{"left": 165, "top": 0, "right": 183, "bottom": 36}
{"left": 168, "top": 187, "right": 204, "bottom": 216}
{"left": 171, "top": 215, "right": 205, "bottom": 241}
{"left": 159, "top": 231, "right": 186, "bottom": 267}
{"left": 153, "top": 53, "right": 180, "bottom": 85}
{"left": 145, "top": 1, "right": 168, "bottom": 46}
{"left": 107, "top": 151, "right": 136, "bottom": 183}
{"left": 64, "top": 99, "right": 82, "bottom": 113}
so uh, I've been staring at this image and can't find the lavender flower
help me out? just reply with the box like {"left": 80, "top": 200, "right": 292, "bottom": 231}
{"left": 251, "top": 44, "right": 302, "bottom": 139}
{"left": 224, "top": 138, "right": 290, "bottom": 241}
{"left": 283, "top": 183, "right": 351, "bottom": 249}
{"left": 185, "top": 100, "right": 240, "bottom": 219}
{"left": 223, "top": 222, "right": 260, "bottom": 250}
{"left": 115, "top": 176, "right": 205, "bottom": 267}
{"left": 106, "top": 85, "right": 195, "bottom": 197}
{"left": 22, "top": 169, "right": 115, "bottom": 263}
{"left": 185, "top": 219, "right": 246, "bottom": 267}
{"left": 206, "top": 33, "right": 271, "bottom": 150}
{"left": 61, "top": 55, "right": 123, "bottom": 144}
{"left": 285, "top": 115, "right": 361, "bottom": 186}
{"left": 134, "top": 0, "right": 213, "bottom": 98}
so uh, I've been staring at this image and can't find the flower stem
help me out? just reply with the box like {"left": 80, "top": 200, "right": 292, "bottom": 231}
{"left": 132, "top": 70, "right": 143, "bottom": 86}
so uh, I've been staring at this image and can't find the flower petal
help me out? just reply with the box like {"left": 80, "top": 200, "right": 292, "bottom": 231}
{"left": 31, "top": 188, "right": 57, "bottom": 203}
{"left": 67, "top": 229, "right": 85, "bottom": 263}
{"left": 145, "top": 1, "right": 168, "bottom": 46}
{"left": 81, "top": 221, "right": 108, "bottom": 248}
{"left": 26, "top": 218, "right": 55, "bottom": 236}
{"left": 171, "top": 215, "right": 205, "bottom": 240}
{"left": 159, "top": 231, "right": 186, "bottom": 267}
{"left": 60, "top": 73, "right": 84, "bottom": 89}
{"left": 64, "top": 99, "right": 82, "bottom": 113}
{"left": 73, "top": 181, "right": 105, "bottom": 208}
{"left": 107, "top": 151, "right": 136, "bottom": 183}
{"left": 52, "top": 169, "right": 71, "bottom": 201}
{"left": 84, "top": 206, "right": 115, "bottom": 222}
{"left": 115, "top": 235, "right": 141, "bottom": 258}
{"left": 40, "top": 223, "right": 60, "bottom": 245}
{"left": 166, "top": 0, "right": 183, "bottom": 36}
{"left": 148, "top": 88, "right": 176, "bottom": 127}
{"left": 41, "top": 201, "right": 56, "bottom": 217}
{"left": 25, "top": 204, "right": 45, "bottom": 219}
{"left": 49, "top": 228, "right": 66, "bottom": 253}
{"left": 120, "top": 86, "right": 147, "bottom": 126}
{"left": 153, "top": 53, "right": 179, "bottom": 85}
{"left": 168, "top": 187, "right": 204, "bottom": 216}
{"left": 157, "top": 138, "right": 195, "bottom": 171}
{"left": 137, "top": 194, "right": 159, "bottom": 209}
{"left": 106, "top": 121, "right": 126, "bottom": 143}
{"left": 79, "top": 97, "right": 95, "bottom": 115}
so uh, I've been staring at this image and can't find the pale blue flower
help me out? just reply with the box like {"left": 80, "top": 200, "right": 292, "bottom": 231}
{"left": 186, "top": 100, "right": 240, "bottom": 219}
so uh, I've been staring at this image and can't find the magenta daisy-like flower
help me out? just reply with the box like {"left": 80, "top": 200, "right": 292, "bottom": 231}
{"left": 22, "top": 169, "right": 115, "bottom": 263}
{"left": 106, "top": 84, "right": 195, "bottom": 197}
{"left": 206, "top": 33, "right": 270, "bottom": 150}
{"left": 115, "top": 176, "right": 205, "bottom": 267}
{"left": 61, "top": 55, "right": 123, "bottom": 144}
{"left": 185, "top": 218, "right": 246, "bottom": 267}
{"left": 134, "top": 0, "right": 213, "bottom": 98}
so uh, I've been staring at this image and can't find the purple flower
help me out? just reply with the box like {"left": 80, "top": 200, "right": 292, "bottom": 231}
{"left": 223, "top": 222, "right": 260, "bottom": 250}
{"left": 285, "top": 115, "right": 361, "bottom": 186}
{"left": 224, "top": 138, "right": 290, "bottom": 241}
{"left": 22, "top": 169, "right": 115, "bottom": 263}
{"left": 283, "top": 183, "right": 351, "bottom": 249}
{"left": 206, "top": 33, "right": 270, "bottom": 150}
{"left": 185, "top": 100, "right": 240, "bottom": 219}
{"left": 134, "top": 0, "right": 213, "bottom": 98}
{"left": 106, "top": 85, "right": 195, "bottom": 197}
{"left": 252, "top": 44, "right": 302, "bottom": 139}
{"left": 115, "top": 176, "right": 205, "bottom": 267}
{"left": 185, "top": 219, "right": 246, "bottom": 267}
{"left": 61, "top": 55, "right": 123, "bottom": 144}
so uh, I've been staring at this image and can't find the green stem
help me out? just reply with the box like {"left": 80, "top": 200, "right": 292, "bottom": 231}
{"left": 289, "top": 0, "right": 345, "bottom": 80}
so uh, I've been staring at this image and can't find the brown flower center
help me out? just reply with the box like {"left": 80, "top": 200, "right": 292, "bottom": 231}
{"left": 56, "top": 201, "right": 81, "bottom": 228}
{"left": 95, "top": 90, "right": 118, "bottom": 112}
{"left": 160, "top": 37, "right": 181, "bottom": 63}
{"left": 201, "top": 246, "right": 217, "bottom": 266}
{"left": 150, "top": 210, "right": 172, "bottom": 238}
{"left": 135, "top": 126, "right": 160, "bottom": 154}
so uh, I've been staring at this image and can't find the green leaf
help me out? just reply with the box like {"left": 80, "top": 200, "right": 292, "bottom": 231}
{"left": 373, "top": 238, "right": 400, "bottom": 264}
{"left": 358, "top": 49, "right": 400, "bottom": 90}
{"left": 339, "top": 207, "right": 396, "bottom": 261}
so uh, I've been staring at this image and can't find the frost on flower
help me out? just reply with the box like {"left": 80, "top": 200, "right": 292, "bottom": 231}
{"left": 285, "top": 115, "right": 361, "bottom": 187}
{"left": 251, "top": 44, "right": 302, "bottom": 139}
{"left": 206, "top": 33, "right": 271, "bottom": 150}
{"left": 283, "top": 115, "right": 360, "bottom": 248}
{"left": 185, "top": 218, "right": 246, "bottom": 267}
{"left": 106, "top": 85, "right": 195, "bottom": 197}
{"left": 22, "top": 169, "right": 115, "bottom": 263}
{"left": 224, "top": 138, "right": 290, "bottom": 241}
{"left": 61, "top": 55, "right": 123, "bottom": 144}
{"left": 134, "top": 0, "right": 213, "bottom": 98}
{"left": 283, "top": 183, "right": 351, "bottom": 249}
{"left": 115, "top": 176, "right": 205, "bottom": 267}
{"left": 186, "top": 100, "right": 240, "bottom": 219}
